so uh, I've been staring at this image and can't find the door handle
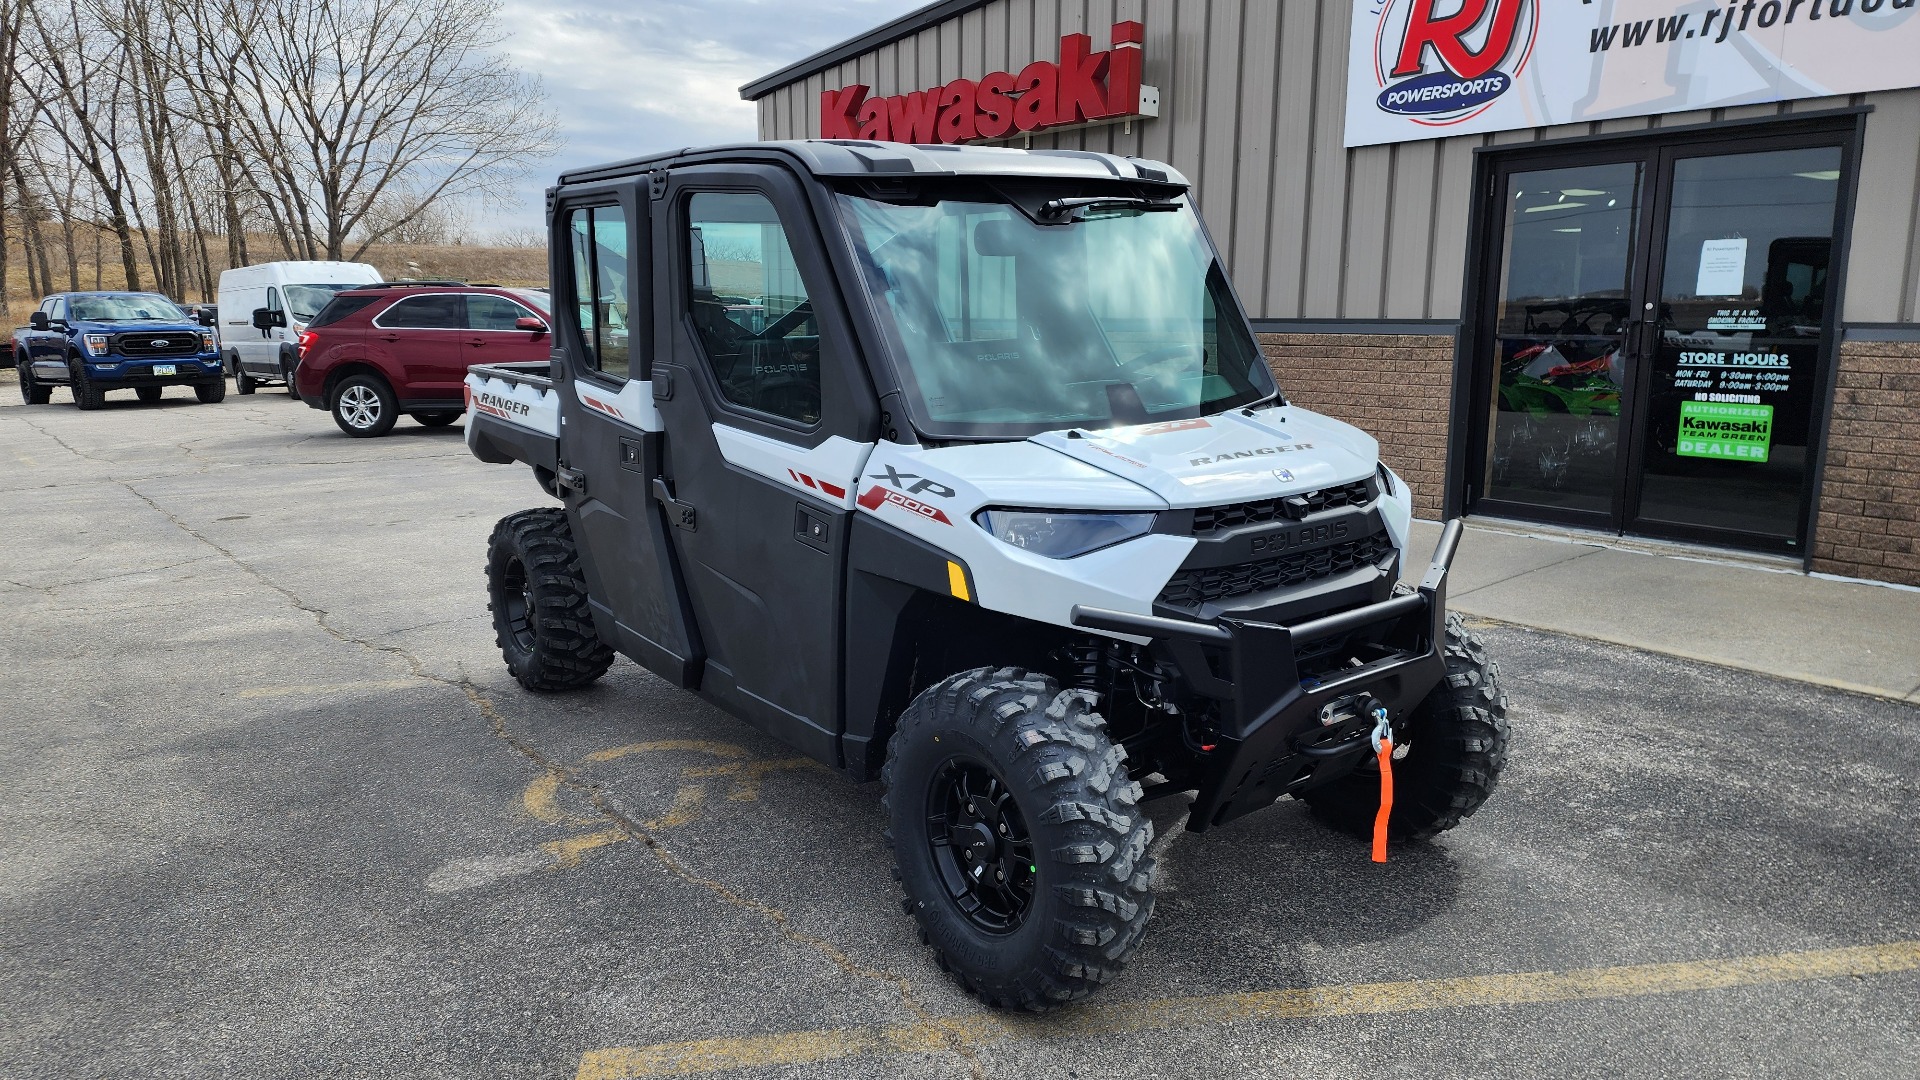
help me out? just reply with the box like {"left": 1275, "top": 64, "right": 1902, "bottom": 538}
{"left": 380, "top": 333, "right": 400, "bottom": 343}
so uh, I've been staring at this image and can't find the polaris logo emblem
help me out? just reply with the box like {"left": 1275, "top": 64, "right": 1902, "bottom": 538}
{"left": 1251, "top": 520, "right": 1349, "bottom": 553}
{"left": 1189, "top": 444, "right": 1314, "bottom": 467}
{"left": 1274, "top": 469, "right": 1295, "bottom": 483}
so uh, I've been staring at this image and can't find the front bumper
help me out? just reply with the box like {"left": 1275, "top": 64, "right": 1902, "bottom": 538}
{"left": 1072, "top": 519, "right": 1464, "bottom": 832}
{"left": 91, "top": 357, "right": 223, "bottom": 384}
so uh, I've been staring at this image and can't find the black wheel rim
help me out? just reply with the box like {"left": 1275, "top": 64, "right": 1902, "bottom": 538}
{"left": 925, "top": 757, "right": 1037, "bottom": 934}
{"left": 501, "top": 556, "right": 536, "bottom": 652}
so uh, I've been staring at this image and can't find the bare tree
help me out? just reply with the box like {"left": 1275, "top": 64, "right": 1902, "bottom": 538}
{"left": 222, "top": 0, "right": 556, "bottom": 261}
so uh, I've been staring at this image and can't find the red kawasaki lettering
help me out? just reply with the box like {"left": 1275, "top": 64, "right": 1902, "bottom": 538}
{"left": 887, "top": 89, "right": 941, "bottom": 144}
{"left": 1392, "top": 0, "right": 1528, "bottom": 80}
{"left": 936, "top": 79, "right": 978, "bottom": 142}
{"left": 855, "top": 95, "right": 890, "bottom": 140}
{"left": 1055, "top": 33, "right": 1109, "bottom": 124}
{"left": 819, "top": 85, "right": 867, "bottom": 139}
{"left": 1012, "top": 61, "right": 1057, "bottom": 133}
{"left": 974, "top": 70, "right": 1017, "bottom": 139}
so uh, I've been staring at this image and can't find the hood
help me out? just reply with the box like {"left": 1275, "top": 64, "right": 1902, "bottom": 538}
{"left": 1028, "top": 407, "right": 1380, "bottom": 507}
{"left": 88, "top": 319, "right": 201, "bottom": 332}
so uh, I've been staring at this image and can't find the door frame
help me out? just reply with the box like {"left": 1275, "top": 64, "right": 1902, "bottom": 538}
{"left": 1454, "top": 107, "right": 1869, "bottom": 561}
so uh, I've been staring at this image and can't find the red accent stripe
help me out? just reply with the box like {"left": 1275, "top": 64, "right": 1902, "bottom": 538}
{"left": 818, "top": 482, "right": 847, "bottom": 499}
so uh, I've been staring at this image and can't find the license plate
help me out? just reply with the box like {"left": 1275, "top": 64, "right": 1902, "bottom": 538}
{"left": 151, "top": 364, "right": 176, "bottom": 375}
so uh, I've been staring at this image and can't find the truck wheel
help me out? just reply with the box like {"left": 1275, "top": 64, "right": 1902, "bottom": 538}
{"left": 1302, "top": 613, "right": 1509, "bottom": 843}
{"left": 330, "top": 374, "right": 397, "bottom": 437}
{"left": 19, "top": 359, "right": 50, "bottom": 404}
{"left": 69, "top": 359, "right": 105, "bottom": 410}
{"left": 136, "top": 386, "right": 163, "bottom": 404}
{"left": 195, "top": 380, "right": 227, "bottom": 404}
{"left": 883, "top": 668, "right": 1156, "bottom": 1011}
{"left": 281, "top": 357, "right": 302, "bottom": 401}
{"left": 236, "top": 365, "right": 257, "bottom": 394}
{"left": 412, "top": 411, "right": 460, "bottom": 427}
{"left": 486, "top": 508, "right": 614, "bottom": 691}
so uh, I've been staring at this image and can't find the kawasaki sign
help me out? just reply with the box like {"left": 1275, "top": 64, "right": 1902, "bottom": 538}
{"left": 1347, "top": 0, "right": 1920, "bottom": 147}
{"left": 820, "top": 21, "right": 1159, "bottom": 144}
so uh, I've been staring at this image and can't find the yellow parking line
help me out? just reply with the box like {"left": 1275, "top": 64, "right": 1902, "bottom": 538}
{"left": 575, "top": 940, "right": 1920, "bottom": 1079}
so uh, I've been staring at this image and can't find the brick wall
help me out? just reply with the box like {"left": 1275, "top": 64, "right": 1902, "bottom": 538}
{"left": 1812, "top": 338, "right": 1920, "bottom": 587}
{"left": 1257, "top": 333, "right": 1457, "bottom": 518}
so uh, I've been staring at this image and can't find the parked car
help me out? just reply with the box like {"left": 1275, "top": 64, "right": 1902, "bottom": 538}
{"left": 296, "top": 283, "right": 553, "bottom": 437}
{"left": 12, "top": 291, "right": 225, "bottom": 408}
{"left": 216, "top": 261, "right": 382, "bottom": 396}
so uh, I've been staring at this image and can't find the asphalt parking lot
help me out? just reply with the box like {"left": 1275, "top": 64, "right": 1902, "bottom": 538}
{"left": 3, "top": 376, "right": 1917, "bottom": 1079}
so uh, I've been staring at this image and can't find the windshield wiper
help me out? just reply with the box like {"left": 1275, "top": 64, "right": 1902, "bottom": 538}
{"left": 1038, "top": 196, "right": 1181, "bottom": 222}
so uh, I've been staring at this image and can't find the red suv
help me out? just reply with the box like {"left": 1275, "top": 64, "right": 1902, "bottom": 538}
{"left": 295, "top": 283, "right": 553, "bottom": 437}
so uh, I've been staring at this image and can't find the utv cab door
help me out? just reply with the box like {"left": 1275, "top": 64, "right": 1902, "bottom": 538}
{"left": 551, "top": 188, "right": 702, "bottom": 688}
{"left": 649, "top": 165, "right": 878, "bottom": 764}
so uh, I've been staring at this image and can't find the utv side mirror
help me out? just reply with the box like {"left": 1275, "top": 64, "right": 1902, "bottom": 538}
{"left": 251, "top": 307, "right": 284, "bottom": 330}
{"left": 514, "top": 316, "right": 547, "bottom": 333}
{"left": 29, "top": 312, "right": 50, "bottom": 331}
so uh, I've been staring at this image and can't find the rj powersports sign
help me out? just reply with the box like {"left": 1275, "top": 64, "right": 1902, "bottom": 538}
{"left": 819, "top": 21, "right": 1159, "bottom": 143}
{"left": 1347, "top": 0, "right": 1920, "bottom": 147}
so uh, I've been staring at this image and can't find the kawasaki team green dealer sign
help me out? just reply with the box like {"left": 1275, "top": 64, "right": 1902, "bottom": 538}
{"left": 1677, "top": 402, "right": 1773, "bottom": 463}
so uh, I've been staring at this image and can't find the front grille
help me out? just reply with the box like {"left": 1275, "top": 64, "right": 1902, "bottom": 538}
{"left": 1191, "top": 479, "right": 1374, "bottom": 535}
{"left": 115, "top": 331, "right": 201, "bottom": 358}
{"left": 1158, "top": 528, "right": 1395, "bottom": 608}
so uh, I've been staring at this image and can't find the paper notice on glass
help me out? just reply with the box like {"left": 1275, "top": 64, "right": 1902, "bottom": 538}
{"left": 1696, "top": 238, "right": 1748, "bottom": 297}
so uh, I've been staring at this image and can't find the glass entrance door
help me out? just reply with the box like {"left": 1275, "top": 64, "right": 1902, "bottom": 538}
{"left": 1483, "top": 160, "right": 1644, "bottom": 522}
{"left": 1630, "top": 145, "right": 1843, "bottom": 548}
{"left": 1472, "top": 132, "right": 1848, "bottom": 553}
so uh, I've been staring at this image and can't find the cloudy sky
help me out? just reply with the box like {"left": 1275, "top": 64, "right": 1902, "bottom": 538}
{"left": 486, "top": 0, "right": 930, "bottom": 235}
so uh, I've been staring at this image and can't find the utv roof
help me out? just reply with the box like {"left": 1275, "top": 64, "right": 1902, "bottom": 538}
{"left": 556, "top": 140, "right": 1189, "bottom": 190}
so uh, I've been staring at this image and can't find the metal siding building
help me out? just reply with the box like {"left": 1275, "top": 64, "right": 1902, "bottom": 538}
{"left": 745, "top": 0, "right": 1920, "bottom": 586}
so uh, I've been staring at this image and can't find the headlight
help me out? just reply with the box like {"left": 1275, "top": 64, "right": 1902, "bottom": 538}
{"left": 83, "top": 334, "right": 110, "bottom": 357}
{"left": 975, "top": 508, "right": 1156, "bottom": 559}
{"left": 199, "top": 330, "right": 217, "bottom": 353}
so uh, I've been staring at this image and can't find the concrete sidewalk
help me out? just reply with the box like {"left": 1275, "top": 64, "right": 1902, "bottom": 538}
{"left": 1413, "top": 518, "right": 1920, "bottom": 703}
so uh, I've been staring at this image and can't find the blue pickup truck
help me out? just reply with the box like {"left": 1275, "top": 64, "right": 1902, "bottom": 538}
{"left": 13, "top": 291, "right": 226, "bottom": 408}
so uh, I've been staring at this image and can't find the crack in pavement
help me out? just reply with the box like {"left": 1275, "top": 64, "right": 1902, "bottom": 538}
{"left": 111, "top": 472, "right": 994, "bottom": 1080}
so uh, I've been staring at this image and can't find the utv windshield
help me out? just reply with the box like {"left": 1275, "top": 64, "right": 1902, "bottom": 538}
{"left": 838, "top": 191, "right": 1274, "bottom": 437}
{"left": 67, "top": 294, "right": 187, "bottom": 322}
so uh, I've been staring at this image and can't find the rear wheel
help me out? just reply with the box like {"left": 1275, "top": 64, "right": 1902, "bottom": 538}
{"left": 281, "top": 356, "right": 302, "bottom": 401}
{"left": 69, "top": 359, "right": 104, "bottom": 410}
{"left": 1302, "top": 614, "right": 1509, "bottom": 843}
{"left": 412, "top": 410, "right": 460, "bottom": 427}
{"left": 486, "top": 508, "right": 613, "bottom": 691}
{"left": 135, "top": 386, "right": 163, "bottom": 404}
{"left": 330, "top": 374, "right": 397, "bottom": 437}
{"left": 883, "top": 668, "right": 1156, "bottom": 1011}
{"left": 19, "top": 357, "right": 50, "bottom": 404}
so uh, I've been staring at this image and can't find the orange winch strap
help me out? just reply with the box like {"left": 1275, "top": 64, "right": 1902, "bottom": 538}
{"left": 1371, "top": 738, "right": 1394, "bottom": 864}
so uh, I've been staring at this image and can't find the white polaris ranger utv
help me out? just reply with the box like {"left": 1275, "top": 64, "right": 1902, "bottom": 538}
{"left": 465, "top": 142, "right": 1508, "bottom": 1011}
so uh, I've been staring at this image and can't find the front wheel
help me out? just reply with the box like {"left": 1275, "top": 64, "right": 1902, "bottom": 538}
{"left": 1302, "top": 613, "right": 1509, "bottom": 843}
{"left": 883, "top": 668, "right": 1156, "bottom": 1011}
{"left": 330, "top": 374, "right": 397, "bottom": 437}
{"left": 69, "top": 360, "right": 104, "bottom": 410}
{"left": 195, "top": 380, "right": 226, "bottom": 404}
{"left": 486, "top": 508, "right": 613, "bottom": 691}
{"left": 236, "top": 365, "right": 257, "bottom": 394}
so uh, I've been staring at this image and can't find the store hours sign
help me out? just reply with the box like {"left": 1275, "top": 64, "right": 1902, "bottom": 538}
{"left": 1347, "top": 0, "right": 1920, "bottom": 147}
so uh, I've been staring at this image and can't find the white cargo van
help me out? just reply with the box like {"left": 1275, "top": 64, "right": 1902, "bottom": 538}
{"left": 216, "top": 261, "right": 381, "bottom": 395}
